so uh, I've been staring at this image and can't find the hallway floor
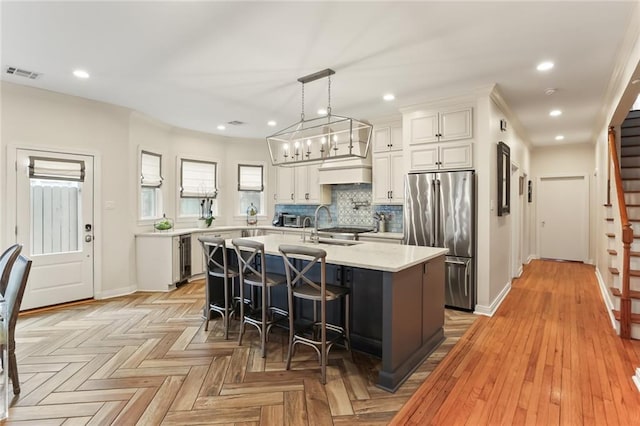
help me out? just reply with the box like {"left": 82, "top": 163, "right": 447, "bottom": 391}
{"left": 392, "top": 259, "right": 640, "bottom": 425}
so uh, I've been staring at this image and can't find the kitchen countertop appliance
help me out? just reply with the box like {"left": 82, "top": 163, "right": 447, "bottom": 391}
{"left": 404, "top": 170, "right": 476, "bottom": 311}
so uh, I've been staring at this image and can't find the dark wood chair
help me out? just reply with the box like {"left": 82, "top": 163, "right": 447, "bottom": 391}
{"left": 0, "top": 244, "right": 22, "bottom": 295}
{"left": 198, "top": 235, "right": 238, "bottom": 339}
{"left": 278, "top": 244, "right": 350, "bottom": 384}
{"left": 2, "top": 254, "right": 32, "bottom": 394}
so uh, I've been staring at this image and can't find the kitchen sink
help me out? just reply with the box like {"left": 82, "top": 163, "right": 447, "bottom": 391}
{"left": 314, "top": 238, "right": 360, "bottom": 247}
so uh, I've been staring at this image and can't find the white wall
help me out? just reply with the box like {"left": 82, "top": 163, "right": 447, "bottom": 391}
{"left": 1, "top": 82, "right": 272, "bottom": 297}
{"left": 530, "top": 143, "right": 596, "bottom": 262}
{"left": 473, "top": 92, "right": 531, "bottom": 315}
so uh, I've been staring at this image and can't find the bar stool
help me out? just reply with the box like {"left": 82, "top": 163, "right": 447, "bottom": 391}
{"left": 199, "top": 236, "right": 238, "bottom": 339}
{"left": 232, "top": 238, "right": 288, "bottom": 358}
{"left": 278, "top": 244, "right": 351, "bottom": 384}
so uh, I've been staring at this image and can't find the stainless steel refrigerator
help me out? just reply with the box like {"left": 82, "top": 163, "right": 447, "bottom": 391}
{"left": 404, "top": 170, "right": 475, "bottom": 311}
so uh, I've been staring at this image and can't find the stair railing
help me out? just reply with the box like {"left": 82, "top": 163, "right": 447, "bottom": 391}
{"left": 609, "top": 126, "right": 633, "bottom": 338}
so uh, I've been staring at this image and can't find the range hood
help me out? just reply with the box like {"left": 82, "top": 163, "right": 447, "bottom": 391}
{"left": 318, "top": 156, "right": 372, "bottom": 185}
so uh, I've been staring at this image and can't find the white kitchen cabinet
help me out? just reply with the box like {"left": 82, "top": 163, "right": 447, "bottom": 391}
{"left": 407, "top": 107, "right": 472, "bottom": 145}
{"left": 409, "top": 141, "right": 472, "bottom": 171}
{"left": 296, "top": 164, "right": 330, "bottom": 204}
{"left": 274, "top": 166, "right": 295, "bottom": 203}
{"left": 372, "top": 124, "right": 403, "bottom": 153}
{"left": 372, "top": 151, "right": 404, "bottom": 204}
{"left": 275, "top": 163, "right": 329, "bottom": 205}
{"left": 136, "top": 234, "right": 183, "bottom": 291}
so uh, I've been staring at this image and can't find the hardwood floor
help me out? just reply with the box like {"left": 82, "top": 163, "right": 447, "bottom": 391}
{"left": 6, "top": 278, "right": 476, "bottom": 425}
{"left": 392, "top": 259, "right": 640, "bottom": 426}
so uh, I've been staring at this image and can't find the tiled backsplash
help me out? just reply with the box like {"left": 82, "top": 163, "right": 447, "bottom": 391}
{"left": 275, "top": 184, "right": 403, "bottom": 233}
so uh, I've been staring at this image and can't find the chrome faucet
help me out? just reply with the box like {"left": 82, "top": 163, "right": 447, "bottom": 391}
{"left": 311, "top": 204, "right": 332, "bottom": 243}
{"left": 301, "top": 216, "right": 312, "bottom": 243}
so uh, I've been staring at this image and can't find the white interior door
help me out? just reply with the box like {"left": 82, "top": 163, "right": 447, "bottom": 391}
{"left": 537, "top": 175, "right": 588, "bottom": 262}
{"left": 15, "top": 149, "right": 94, "bottom": 310}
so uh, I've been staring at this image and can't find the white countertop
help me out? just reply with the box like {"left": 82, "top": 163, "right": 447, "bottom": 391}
{"left": 229, "top": 234, "right": 447, "bottom": 273}
{"left": 136, "top": 225, "right": 404, "bottom": 241}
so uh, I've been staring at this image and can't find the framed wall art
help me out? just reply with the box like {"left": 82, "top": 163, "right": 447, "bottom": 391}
{"left": 497, "top": 141, "right": 510, "bottom": 216}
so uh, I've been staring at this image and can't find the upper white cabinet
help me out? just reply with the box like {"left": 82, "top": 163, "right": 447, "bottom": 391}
{"left": 274, "top": 166, "right": 295, "bottom": 203}
{"left": 372, "top": 151, "right": 404, "bottom": 204}
{"left": 275, "top": 164, "right": 329, "bottom": 205}
{"left": 407, "top": 107, "right": 472, "bottom": 145}
{"left": 404, "top": 104, "right": 474, "bottom": 171}
{"left": 294, "top": 164, "right": 330, "bottom": 204}
{"left": 409, "top": 141, "right": 473, "bottom": 171}
{"left": 372, "top": 124, "right": 403, "bottom": 153}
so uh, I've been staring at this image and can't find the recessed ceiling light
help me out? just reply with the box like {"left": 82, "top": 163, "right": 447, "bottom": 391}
{"left": 383, "top": 93, "right": 395, "bottom": 101}
{"left": 549, "top": 109, "right": 562, "bottom": 117}
{"left": 267, "top": 120, "right": 277, "bottom": 127}
{"left": 73, "top": 69, "right": 90, "bottom": 79}
{"left": 318, "top": 108, "right": 328, "bottom": 116}
{"left": 555, "top": 135, "right": 565, "bottom": 141}
{"left": 536, "top": 61, "right": 554, "bottom": 72}
{"left": 217, "top": 125, "right": 226, "bottom": 130}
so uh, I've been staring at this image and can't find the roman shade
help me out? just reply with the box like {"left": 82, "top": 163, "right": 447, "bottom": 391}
{"left": 29, "top": 156, "right": 85, "bottom": 182}
{"left": 181, "top": 159, "right": 217, "bottom": 198}
{"left": 140, "top": 151, "right": 163, "bottom": 187}
{"left": 238, "top": 164, "right": 263, "bottom": 191}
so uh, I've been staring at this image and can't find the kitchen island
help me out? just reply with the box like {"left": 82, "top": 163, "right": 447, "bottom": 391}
{"left": 226, "top": 234, "right": 448, "bottom": 392}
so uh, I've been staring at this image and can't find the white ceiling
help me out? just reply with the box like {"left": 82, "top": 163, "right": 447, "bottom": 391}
{"left": 1, "top": 1, "right": 637, "bottom": 147}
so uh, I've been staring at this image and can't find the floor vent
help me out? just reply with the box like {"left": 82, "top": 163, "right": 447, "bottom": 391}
{"left": 227, "top": 120, "right": 245, "bottom": 126}
{"left": 6, "top": 66, "right": 41, "bottom": 80}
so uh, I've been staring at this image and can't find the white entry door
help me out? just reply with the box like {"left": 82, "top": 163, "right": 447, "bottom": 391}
{"left": 15, "top": 149, "right": 94, "bottom": 310}
{"left": 537, "top": 175, "right": 588, "bottom": 262}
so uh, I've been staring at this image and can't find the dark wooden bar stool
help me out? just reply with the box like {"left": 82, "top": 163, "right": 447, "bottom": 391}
{"left": 232, "top": 238, "right": 288, "bottom": 358}
{"left": 278, "top": 244, "right": 351, "bottom": 384}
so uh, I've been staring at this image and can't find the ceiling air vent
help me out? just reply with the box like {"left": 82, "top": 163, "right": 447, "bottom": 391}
{"left": 6, "top": 66, "right": 41, "bottom": 80}
{"left": 227, "top": 120, "right": 245, "bottom": 126}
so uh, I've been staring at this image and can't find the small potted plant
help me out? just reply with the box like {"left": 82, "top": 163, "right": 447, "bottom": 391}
{"left": 198, "top": 197, "right": 214, "bottom": 228}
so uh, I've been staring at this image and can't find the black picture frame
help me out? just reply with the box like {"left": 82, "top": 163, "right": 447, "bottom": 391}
{"left": 497, "top": 141, "right": 510, "bottom": 216}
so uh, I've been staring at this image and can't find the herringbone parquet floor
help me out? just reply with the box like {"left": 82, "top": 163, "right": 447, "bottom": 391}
{"left": 6, "top": 279, "right": 476, "bottom": 425}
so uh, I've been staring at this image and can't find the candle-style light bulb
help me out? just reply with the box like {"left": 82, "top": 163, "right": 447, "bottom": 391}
{"left": 283, "top": 143, "right": 289, "bottom": 160}
{"left": 294, "top": 141, "right": 300, "bottom": 158}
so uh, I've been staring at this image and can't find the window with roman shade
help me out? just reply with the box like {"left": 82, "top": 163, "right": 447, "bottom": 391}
{"left": 29, "top": 157, "right": 85, "bottom": 182}
{"left": 140, "top": 151, "right": 163, "bottom": 187}
{"left": 180, "top": 159, "right": 217, "bottom": 198}
{"left": 237, "top": 163, "right": 264, "bottom": 216}
{"left": 238, "top": 164, "right": 264, "bottom": 191}
{"left": 139, "top": 150, "right": 163, "bottom": 220}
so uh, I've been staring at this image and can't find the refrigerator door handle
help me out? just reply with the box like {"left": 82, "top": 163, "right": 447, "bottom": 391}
{"left": 446, "top": 260, "right": 467, "bottom": 265}
{"left": 465, "top": 262, "right": 470, "bottom": 297}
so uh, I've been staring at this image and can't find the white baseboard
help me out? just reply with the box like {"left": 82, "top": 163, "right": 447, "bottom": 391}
{"left": 94, "top": 285, "right": 137, "bottom": 300}
{"left": 526, "top": 254, "right": 538, "bottom": 264}
{"left": 595, "top": 267, "right": 617, "bottom": 330}
{"left": 474, "top": 281, "right": 511, "bottom": 317}
{"left": 633, "top": 368, "right": 640, "bottom": 392}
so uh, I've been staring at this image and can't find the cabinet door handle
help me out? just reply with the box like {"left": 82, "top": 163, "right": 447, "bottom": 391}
{"left": 273, "top": 194, "right": 277, "bottom": 201}
{"left": 291, "top": 193, "right": 294, "bottom": 200}
{"left": 306, "top": 193, "right": 309, "bottom": 200}
{"left": 389, "top": 190, "right": 393, "bottom": 199}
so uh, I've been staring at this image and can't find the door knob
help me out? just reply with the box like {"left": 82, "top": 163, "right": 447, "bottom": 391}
{"left": 85, "top": 235, "right": 93, "bottom": 242}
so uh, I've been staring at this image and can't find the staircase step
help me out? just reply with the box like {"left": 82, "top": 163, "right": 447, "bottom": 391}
{"left": 610, "top": 267, "right": 619, "bottom": 275}
{"left": 612, "top": 309, "right": 640, "bottom": 324}
{"left": 608, "top": 249, "right": 617, "bottom": 255}
{"left": 606, "top": 218, "right": 614, "bottom": 222}
{"left": 604, "top": 203, "right": 613, "bottom": 207}
{"left": 610, "top": 287, "right": 640, "bottom": 299}
{"left": 607, "top": 233, "right": 615, "bottom": 238}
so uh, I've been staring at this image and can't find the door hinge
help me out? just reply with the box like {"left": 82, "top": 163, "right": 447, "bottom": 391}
{"left": 14, "top": 161, "right": 17, "bottom": 172}
{"left": 15, "top": 225, "right": 18, "bottom": 237}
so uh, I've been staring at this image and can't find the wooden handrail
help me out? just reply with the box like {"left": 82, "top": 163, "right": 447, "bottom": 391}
{"left": 609, "top": 126, "right": 633, "bottom": 339}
